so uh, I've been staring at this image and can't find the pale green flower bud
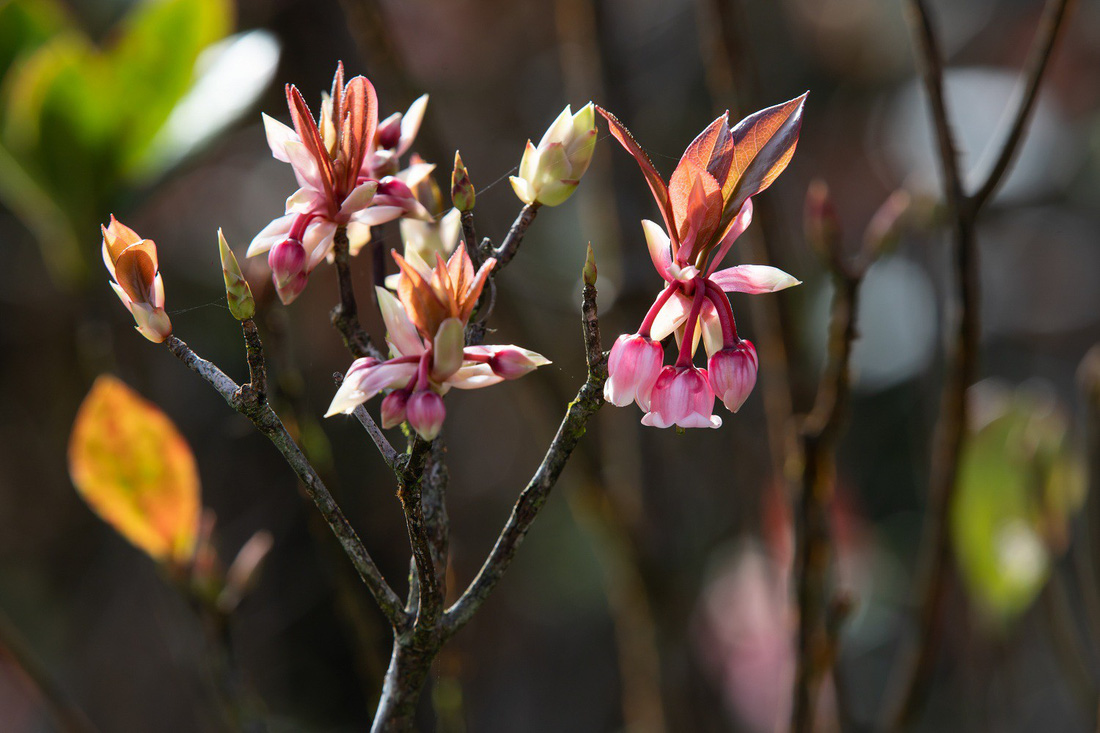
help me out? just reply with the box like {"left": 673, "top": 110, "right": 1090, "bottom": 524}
{"left": 509, "top": 102, "right": 597, "bottom": 207}
{"left": 218, "top": 229, "right": 255, "bottom": 321}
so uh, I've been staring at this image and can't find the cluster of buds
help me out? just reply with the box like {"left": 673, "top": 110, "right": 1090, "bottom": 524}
{"left": 326, "top": 244, "right": 549, "bottom": 439}
{"left": 599, "top": 96, "right": 806, "bottom": 428}
{"left": 510, "top": 103, "right": 597, "bottom": 207}
{"left": 247, "top": 64, "right": 432, "bottom": 304}
{"left": 102, "top": 216, "right": 172, "bottom": 343}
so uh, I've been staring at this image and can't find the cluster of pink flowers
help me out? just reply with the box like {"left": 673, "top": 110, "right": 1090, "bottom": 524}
{"left": 246, "top": 64, "right": 432, "bottom": 304}
{"left": 599, "top": 97, "right": 806, "bottom": 429}
{"left": 325, "top": 244, "right": 550, "bottom": 440}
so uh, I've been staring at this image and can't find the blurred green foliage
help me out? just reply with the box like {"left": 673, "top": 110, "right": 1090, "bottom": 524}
{"left": 951, "top": 382, "right": 1086, "bottom": 625}
{"left": 0, "top": 0, "right": 232, "bottom": 285}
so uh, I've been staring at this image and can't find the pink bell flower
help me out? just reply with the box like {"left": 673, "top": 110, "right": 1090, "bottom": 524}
{"left": 596, "top": 96, "right": 806, "bottom": 427}
{"left": 708, "top": 340, "right": 758, "bottom": 413}
{"left": 604, "top": 333, "right": 665, "bottom": 409}
{"left": 642, "top": 366, "right": 722, "bottom": 429}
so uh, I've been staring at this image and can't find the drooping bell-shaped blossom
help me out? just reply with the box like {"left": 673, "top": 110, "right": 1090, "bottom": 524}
{"left": 604, "top": 333, "right": 664, "bottom": 409}
{"left": 708, "top": 339, "right": 758, "bottom": 413}
{"left": 101, "top": 216, "right": 172, "bottom": 343}
{"left": 326, "top": 244, "right": 550, "bottom": 439}
{"left": 643, "top": 365, "right": 722, "bottom": 429}
{"left": 597, "top": 96, "right": 806, "bottom": 427}
{"left": 247, "top": 64, "right": 432, "bottom": 303}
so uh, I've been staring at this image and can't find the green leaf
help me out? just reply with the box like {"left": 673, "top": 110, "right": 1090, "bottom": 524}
{"left": 951, "top": 383, "right": 1086, "bottom": 626}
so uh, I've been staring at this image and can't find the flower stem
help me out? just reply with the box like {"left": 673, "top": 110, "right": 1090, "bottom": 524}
{"left": 703, "top": 280, "right": 739, "bottom": 348}
{"left": 673, "top": 282, "right": 706, "bottom": 368}
{"left": 638, "top": 282, "right": 679, "bottom": 337}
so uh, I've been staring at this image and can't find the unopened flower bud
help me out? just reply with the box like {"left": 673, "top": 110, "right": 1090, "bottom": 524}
{"left": 376, "top": 114, "right": 403, "bottom": 151}
{"left": 490, "top": 347, "right": 552, "bottom": 380}
{"left": 218, "top": 229, "right": 255, "bottom": 321}
{"left": 582, "top": 242, "right": 597, "bottom": 286}
{"left": 406, "top": 390, "right": 445, "bottom": 440}
{"left": 708, "top": 340, "right": 758, "bottom": 413}
{"left": 451, "top": 151, "right": 475, "bottom": 212}
{"left": 380, "top": 390, "right": 410, "bottom": 429}
{"left": 101, "top": 215, "right": 173, "bottom": 342}
{"left": 510, "top": 102, "right": 597, "bottom": 207}
{"left": 268, "top": 239, "right": 306, "bottom": 285}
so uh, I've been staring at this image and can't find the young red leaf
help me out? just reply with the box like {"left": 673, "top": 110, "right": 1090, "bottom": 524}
{"left": 68, "top": 375, "right": 201, "bottom": 566}
{"left": 677, "top": 112, "right": 733, "bottom": 191}
{"left": 722, "top": 93, "right": 808, "bottom": 224}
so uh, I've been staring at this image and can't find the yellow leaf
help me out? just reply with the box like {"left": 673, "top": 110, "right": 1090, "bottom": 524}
{"left": 68, "top": 375, "right": 200, "bottom": 565}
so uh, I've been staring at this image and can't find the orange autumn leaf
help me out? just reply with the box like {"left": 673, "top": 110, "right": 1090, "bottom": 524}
{"left": 68, "top": 375, "right": 200, "bottom": 565}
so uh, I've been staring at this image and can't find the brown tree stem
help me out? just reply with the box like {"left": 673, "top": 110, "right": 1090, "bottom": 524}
{"left": 791, "top": 265, "right": 862, "bottom": 733}
{"left": 491, "top": 203, "right": 540, "bottom": 269}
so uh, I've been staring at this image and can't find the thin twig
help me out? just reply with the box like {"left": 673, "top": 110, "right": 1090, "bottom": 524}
{"left": 334, "top": 372, "right": 399, "bottom": 468}
{"left": 331, "top": 227, "right": 383, "bottom": 360}
{"left": 971, "top": 0, "right": 1075, "bottom": 210}
{"left": 164, "top": 335, "right": 409, "bottom": 631}
{"left": 791, "top": 260, "right": 863, "bottom": 732}
{"left": 491, "top": 203, "right": 540, "bottom": 269}
{"left": 444, "top": 274, "right": 606, "bottom": 635}
{"left": 885, "top": 3, "right": 975, "bottom": 725}
{"left": 461, "top": 210, "right": 480, "bottom": 268}
{"left": 240, "top": 319, "right": 266, "bottom": 405}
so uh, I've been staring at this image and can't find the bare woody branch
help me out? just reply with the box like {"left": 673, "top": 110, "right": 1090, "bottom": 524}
{"left": 444, "top": 262, "right": 606, "bottom": 635}
{"left": 971, "top": 0, "right": 1075, "bottom": 210}
{"left": 791, "top": 261, "right": 864, "bottom": 733}
{"left": 491, "top": 203, "right": 540, "bottom": 269}
{"left": 164, "top": 335, "right": 409, "bottom": 631}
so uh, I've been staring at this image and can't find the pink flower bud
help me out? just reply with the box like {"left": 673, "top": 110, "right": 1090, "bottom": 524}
{"left": 489, "top": 347, "right": 551, "bottom": 380}
{"left": 376, "top": 115, "right": 403, "bottom": 150}
{"left": 268, "top": 239, "right": 307, "bottom": 287}
{"left": 377, "top": 177, "right": 414, "bottom": 200}
{"left": 708, "top": 340, "right": 758, "bottom": 413}
{"left": 406, "top": 390, "right": 445, "bottom": 440}
{"left": 641, "top": 366, "right": 721, "bottom": 429}
{"left": 604, "top": 333, "right": 664, "bottom": 409}
{"left": 380, "top": 390, "right": 410, "bottom": 429}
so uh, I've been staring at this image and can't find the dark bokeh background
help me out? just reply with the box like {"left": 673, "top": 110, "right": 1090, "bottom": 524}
{"left": 3, "top": 0, "right": 1100, "bottom": 730}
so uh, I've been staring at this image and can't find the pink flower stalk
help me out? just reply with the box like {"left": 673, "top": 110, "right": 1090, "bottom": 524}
{"left": 597, "top": 96, "right": 806, "bottom": 427}
{"left": 247, "top": 64, "right": 432, "bottom": 304}
{"left": 101, "top": 216, "right": 172, "bottom": 343}
{"left": 326, "top": 245, "right": 550, "bottom": 440}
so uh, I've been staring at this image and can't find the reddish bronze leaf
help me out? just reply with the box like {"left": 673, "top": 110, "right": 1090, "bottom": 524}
{"left": 723, "top": 93, "right": 807, "bottom": 222}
